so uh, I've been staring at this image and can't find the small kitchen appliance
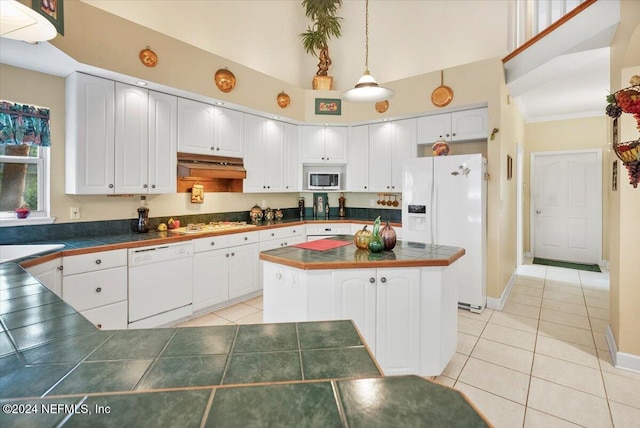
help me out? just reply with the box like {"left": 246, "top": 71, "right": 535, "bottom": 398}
{"left": 136, "top": 207, "right": 150, "bottom": 233}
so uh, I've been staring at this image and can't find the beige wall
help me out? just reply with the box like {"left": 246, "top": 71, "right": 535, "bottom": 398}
{"left": 608, "top": 0, "right": 640, "bottom": 357}
{"left": 3, "top": 1, "right": 519, "bottom": 302}
{"left": 523, "top": 116, "right": 610, "bottom": 261}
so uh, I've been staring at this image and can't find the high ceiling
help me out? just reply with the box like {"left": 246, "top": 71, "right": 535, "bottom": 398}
{"left": 1, "top": 1, "right": 619, "bottom": 123}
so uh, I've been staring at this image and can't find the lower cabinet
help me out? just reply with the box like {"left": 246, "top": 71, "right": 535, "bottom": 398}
{"left": 228, "top": 243, "right": 260, "bottom": 299}
{"left": 330, "top": 268, "right": 421, "bottom": 376}
{"left": 81, "top": 301, "right": 128, "bottom": 330}
{"left": 193, "top": 248, "right": 229, "bottom": 311}
{"left": 26, "top": 258, "right": 63, "bottom": 297}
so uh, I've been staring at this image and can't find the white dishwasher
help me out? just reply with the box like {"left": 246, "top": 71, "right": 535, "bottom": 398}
{"left": 128, "top": 242, "right": 193, "bottom": 328}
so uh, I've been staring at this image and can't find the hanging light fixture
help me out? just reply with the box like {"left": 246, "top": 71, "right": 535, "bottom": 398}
{"left": 341, "top": 0, "right": 394, "bottom": 103}
{"left": 0, "top": 0, "right": 57, "bottom": 43}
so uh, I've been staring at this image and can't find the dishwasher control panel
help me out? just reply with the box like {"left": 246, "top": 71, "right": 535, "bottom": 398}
{"left": 128, "top": 242, "right": 193, "bottom": 266}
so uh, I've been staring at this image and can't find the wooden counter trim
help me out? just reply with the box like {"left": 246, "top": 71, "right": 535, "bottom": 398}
{"left": 259, "top": 248, "right": 465, "bottom": 270}
{"left": 17, "top": 219, "right": 400, "bottom": 268}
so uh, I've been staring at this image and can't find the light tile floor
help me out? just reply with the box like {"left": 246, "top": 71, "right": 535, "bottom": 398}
{"left": 176, "top": 265, "right": 640, "bottom": 427}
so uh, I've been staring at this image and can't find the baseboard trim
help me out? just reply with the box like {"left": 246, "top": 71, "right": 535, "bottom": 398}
{"left": 605, "top": 324, "right": 640, "bottom": 374}
{"left": 487, "top": 272, "right": 516, "bottom": 311}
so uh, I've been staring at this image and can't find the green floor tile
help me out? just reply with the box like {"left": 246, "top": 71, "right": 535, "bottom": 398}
{"left": 1, "top": 301, "right": 76, "bottom": 331}
{"left": 0, "top": 397, "right": 81, "bottom": 428}
{"left": 206, "top": 382, "right": 342, "bottom": 428}
{"left": 137, "top": 355, "right": 228, "bottom": 390}
{"left": 10, "top": 313, "right": 96, "bottom": 351}
{"left": 0, "top": 364, "right": 75, "bottom": 399}
{"left": 223, "top": 351, "right": 301, "bottom": 385}
{"left": 302, "top": 347, "right": 381, "bottom": 380}
{"left": 21, "top": 330, "right": 112, "bottom": 365}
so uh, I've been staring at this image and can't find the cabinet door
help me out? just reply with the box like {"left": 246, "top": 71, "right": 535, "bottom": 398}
{"left": 228, "top": 243, "right": 260, "bottom": 299}
{"left": 347, "top": 126, "right": 369, "bottom": 191}
{"left": 283, "top": 123, "right": 299, "bottom": 191}
{"left": 115, "top": 83, "right": 149, "bottom": 193}
{"left": 65, "top": 72, "right": 115, "bottom": 194}
{"left": 243, "top": 114, "right": 265, "bottom": 193}
{"left": 81, "top": 301, "right": 128, "bottom": 330}
{"left": 417, "top": 113, "right": 451, "bottom": 144}
{"left": 333, "top": 269, "right": 377, "bottom": 352}
{"left": 451, "top": 108, "right": 488, "bottom": 141}
{"left": 368, "top": 122, "right": 393, "bottom": 192}
{"left": 325, "top": 127, "right": 348, "bottom": 163}
{"left": 391, "top": 119, "right": 417, "bottom": 192}
{"left": 216, "top": 107, "right": 244, "bottom": 157}
{"left": 193, "top": 248, "right": 229, "bottom": 311}
{"left": 148, "top": 91, "right": 177, "bottom": 194}
{"left": 299, "top": 126, "right": 326, "bottom": 163}
{"left": 375, "top": 268, "right": 420, "bottom": 375}
{"left": 177, "top": 98, "right": 216, "bottom": 155}
{"left": 26, "top": 259, "right": 62, "bottom": 297}
{"left": 263, "top": 119, "right": 285, "bottom": 192}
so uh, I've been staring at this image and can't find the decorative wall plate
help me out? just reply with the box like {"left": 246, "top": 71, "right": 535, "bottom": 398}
{"left": 375, "top": 100, "right": 389, "bottom": 113}
{"left": 215, "top": 68, "right": 236, "bottom": 93}
{"left": 277, "top": 91, "right": 290, "bottom": 108}
{"left": 139, "top": 47, "right": 158, "bottom": 67}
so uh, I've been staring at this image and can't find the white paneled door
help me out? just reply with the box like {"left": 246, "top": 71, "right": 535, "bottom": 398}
{"left": 532, "top": 150, "right": 601, "bottom": 264}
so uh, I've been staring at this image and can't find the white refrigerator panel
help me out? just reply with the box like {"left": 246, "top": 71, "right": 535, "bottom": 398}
{"left": 433, "top": 154, "right": 487, "bottom": 311}
{"left": 401, "top": 157, "right": 434, "bottom": 244}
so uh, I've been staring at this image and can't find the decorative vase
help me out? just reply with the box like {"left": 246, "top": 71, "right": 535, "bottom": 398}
{"left": 15, "top": 206, "right": 30, "bottom": 219}
{"left": 368, "top": 216, "right": 384, "bottom": 253}
{"left": 381, "top": 221, "right": 397, "bottom": 250}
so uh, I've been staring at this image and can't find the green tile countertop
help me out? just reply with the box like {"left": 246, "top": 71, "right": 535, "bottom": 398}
{"left": 260, "top": 234, "right": 465, "bottom": 270}
{"left": 0, "top": 262, "right": 488, "bottom": 427}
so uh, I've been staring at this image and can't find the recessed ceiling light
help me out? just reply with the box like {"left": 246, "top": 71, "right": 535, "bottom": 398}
{"left": 136, "top": 81, "right": 147, "bottom": 86}
{"left": 272, "top": 116, "right": 280, "bottom": 119}
{"left": 215, "top": 101, "right": 224, "bottom": 106}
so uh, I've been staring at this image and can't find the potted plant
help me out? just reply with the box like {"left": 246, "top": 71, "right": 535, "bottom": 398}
{"left": 300, "top": 0, "right": 342, "bottom": 90}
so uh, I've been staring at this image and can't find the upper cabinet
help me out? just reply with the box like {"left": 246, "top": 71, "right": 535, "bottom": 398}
{"left": 299, "top": 125, "right": 348, "bottom": 164}
{"left": 347, "top": 125, "right": 369, "bottom": 192}
{"left": 417, "top": 108, "right": 488, "bottom": 144}
{"left": 177, "top": 98, "right": 244, "bottom": 158}
{"left": 66, "top": 73, "right": 177, "bottom": 195}
{"left": 66, "top": 73, "right": 116, "bottom": 195}
{"left": 369, "top": 119, "right": 417, "bottom": 193}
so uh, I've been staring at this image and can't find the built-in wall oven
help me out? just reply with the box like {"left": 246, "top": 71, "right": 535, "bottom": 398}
{"left": 128, "top": 242, "right": 193, "bottom": 328}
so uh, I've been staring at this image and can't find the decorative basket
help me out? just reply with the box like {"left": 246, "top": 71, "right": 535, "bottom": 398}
{"left": 613, "top": 140, "right": 640, "bottom": 188}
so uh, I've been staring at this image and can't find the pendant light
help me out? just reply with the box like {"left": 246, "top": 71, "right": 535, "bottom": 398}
{"left": 341, "top": 0, "right": 394, "bottom": 103}
{"left": 0, "top": 0, "right": 56, "bottom": 43}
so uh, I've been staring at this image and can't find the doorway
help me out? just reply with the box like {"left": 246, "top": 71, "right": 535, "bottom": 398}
{"left": 530, "top": 149, "right": 602, "bottom": 264}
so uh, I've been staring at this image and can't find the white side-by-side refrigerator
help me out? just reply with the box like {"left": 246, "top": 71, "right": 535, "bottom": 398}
{"left": 402, "top": 154, "right": 487, "bottom": 313}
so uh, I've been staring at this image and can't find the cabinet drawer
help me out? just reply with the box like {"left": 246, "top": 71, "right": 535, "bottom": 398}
{"left": 228, "top": 231, "right": 259, "bottom": 247}
{"left": 63, "top": 249, "right": 127, "bottom": 276}
{"left": 63, "top": 266, "right": 127, "bottom": 311}
{"left": 305, "top": 224, "right": 351, "bottom": 236}
{"left": 259, "top": 226, "right": 303, "bottom": 242}
{"left": 81, "top": 301, "right": 128, "bottom": 330}
{"left": 193, "top": 235, "right": 229, "bottom": 253}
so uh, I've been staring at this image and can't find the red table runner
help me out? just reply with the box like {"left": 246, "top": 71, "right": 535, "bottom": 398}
{"left": 292, "top": 239, "right": 352, "bottom": 252}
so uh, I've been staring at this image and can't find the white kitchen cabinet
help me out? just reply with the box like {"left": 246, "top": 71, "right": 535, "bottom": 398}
{"left": 283, "top": 123, "right": 300, "bottom": 191}
{"left": 61, "top": 249, "right": 128, "bottom": 330}
{"left": 66, "top": 73, "right": 176, "bottom": 195}
{"left": 193, "top": 247, "right": 230, "bottom": 311}
{"left": 177, "top": 98, "right": 244, "bottom": 157}
{"left": 332, "top": 268, "right": 420, "bottom": 375}
{"left": 228, "top": 242, "right": 260, "bottom": 299}
{"left": 26, "top": 258, "right": 63, "bottom": 297}
{"left": 368, "top": 119, "right": 417, "bottom": 193}
{"left": 65, "top": 72, "right": 116, "bottom": 194}
{"left": 417, "top": 108, "right": 488, "bottom": 144}
{"left": 305, "top": 223, "right": 351, "bottom": 241}
{"left": 347, "top": 125, "right": 369, "bottom": 192}
{"left": 299, "top": 126, "right": 348, "bottom": 164}
{"left": 259, "top": 226, "right": 305, "bottom": 251}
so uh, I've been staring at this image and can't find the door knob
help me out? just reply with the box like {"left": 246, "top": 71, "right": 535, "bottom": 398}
{"left": 536, "top": 209, "right": 542, "bottom": 214}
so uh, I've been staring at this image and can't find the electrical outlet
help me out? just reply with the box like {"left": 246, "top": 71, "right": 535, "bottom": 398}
{"left": 70, "top": 207, "right": 80, "bottom": 219}
{"left": 370, "top": 199, "right": 375, "bottom": 207}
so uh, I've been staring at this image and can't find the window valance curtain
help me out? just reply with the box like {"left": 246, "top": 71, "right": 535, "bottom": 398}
{"left": 0, "top": 100, "right": 50, "bottom": 147}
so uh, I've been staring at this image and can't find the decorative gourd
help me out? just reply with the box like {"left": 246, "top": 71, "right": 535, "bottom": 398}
{"left": 368, "top": 216, "right": 384, "bottom": 253}
{"left": 380, "top": 221, "right": 397, "bottom": 250}
{"left": 354, "top": 225, "right": 372, "bottom": 249}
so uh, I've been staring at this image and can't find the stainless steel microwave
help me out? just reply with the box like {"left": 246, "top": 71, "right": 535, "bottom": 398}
{"left": 308, "top": 172, "right": 340, "bottom": 190}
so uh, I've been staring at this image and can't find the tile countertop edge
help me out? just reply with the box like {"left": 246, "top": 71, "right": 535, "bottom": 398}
{"left": 18, "top": 220, "right": 403, "bottom": 269}
{"left": 259, "top": 248, "right": 465, "bottom": 270}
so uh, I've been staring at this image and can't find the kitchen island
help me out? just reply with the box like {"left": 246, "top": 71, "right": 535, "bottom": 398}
{"left": 261, "top": 235, "right": 465, "bottom": 377}
{"left": 0, "top": 261, "right": 488, "bottom": 427}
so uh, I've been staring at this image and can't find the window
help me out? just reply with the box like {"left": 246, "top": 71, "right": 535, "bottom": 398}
{"left": 0, "top": 101, "right": 52, "bottom": 224}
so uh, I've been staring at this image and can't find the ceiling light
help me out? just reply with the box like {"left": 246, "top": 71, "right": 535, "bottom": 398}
{"left": 0, "top": 0, "right": 57, "bottom": 43}
{"left": 341, "top": 0, "right": 394, "bottom": 103}
{"left": 136, "top": 81, "right": 147, "bottom": 86}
